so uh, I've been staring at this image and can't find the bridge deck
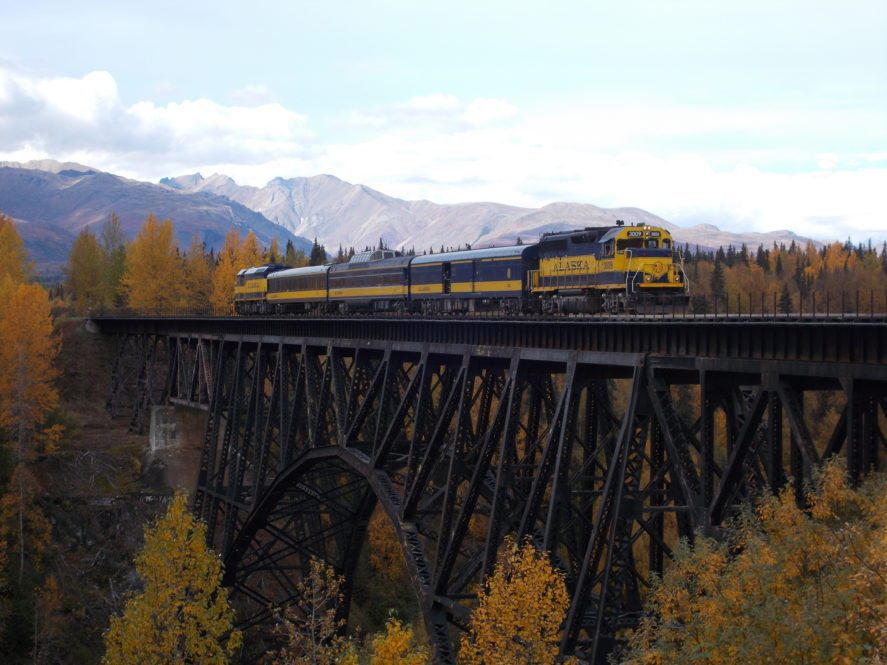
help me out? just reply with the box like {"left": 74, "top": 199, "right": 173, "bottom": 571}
{"left": 91, "top": 315, "right": 887, "bottom": 365}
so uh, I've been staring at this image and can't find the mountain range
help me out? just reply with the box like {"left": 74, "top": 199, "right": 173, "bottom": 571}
{"left": 0, "top": 161, "right": 311, "bottom": 275}
{"left": 161, "top": 172, "right": 816, "bottom": 256}
{"left": 0, "top": 160, "right": 817, "bottom": 276}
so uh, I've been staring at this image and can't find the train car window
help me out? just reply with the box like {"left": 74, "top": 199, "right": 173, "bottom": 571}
{"left": 507, "top": 268, "right": 512, "bottom": 279}
{"left": 662, "top": 238, "right": 672, "bottom": 248}
{"left": 646, "top": 239, "right": 658, "bottom": 248}
{"left": 603, "top": 242, "right": 614, "bottom": 257}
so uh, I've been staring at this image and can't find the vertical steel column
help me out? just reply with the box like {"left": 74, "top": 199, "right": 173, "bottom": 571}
{"left": 766, "top": 390, "right": 784, "bottom": 491}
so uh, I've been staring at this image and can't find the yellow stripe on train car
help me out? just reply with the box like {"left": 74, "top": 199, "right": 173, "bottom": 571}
{"left": 329, "top": 286, "right": 408, "bottom": 298}
{"left": 448, "top": 280, "right": 524, "bottom": 294}
{"left": 411, "top": 284, "right": 445, "bottom": 294}
{"left": 473, "top": 279, "right": 522, "bottom": 292}
{"left": 267, "top": 289, "right": 328, "bottom": 301}
{"left": 532, "top": 283, "right": 627, "bottom": 293}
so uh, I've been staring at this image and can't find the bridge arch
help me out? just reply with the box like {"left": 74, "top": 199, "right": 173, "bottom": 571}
{"left": 221, "top": 446, "right": 453, "bottom": 662}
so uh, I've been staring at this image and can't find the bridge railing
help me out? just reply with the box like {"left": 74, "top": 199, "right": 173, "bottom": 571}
{"left": 87, "top": 288, "right": 887, "bottom": 320}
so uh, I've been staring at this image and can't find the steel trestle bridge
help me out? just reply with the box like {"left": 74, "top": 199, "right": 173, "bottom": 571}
{"left": 93, "top": 314, "right": 887, "bottom": 663}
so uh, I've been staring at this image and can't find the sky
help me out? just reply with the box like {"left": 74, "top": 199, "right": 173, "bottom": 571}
{"left": 0, "top": 0, "right": 885, "bottom": 241}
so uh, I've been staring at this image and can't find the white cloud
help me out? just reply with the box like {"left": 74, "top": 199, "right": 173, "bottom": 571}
{"left": 0, "top": 65, "right": 884, "bottom": 242}
{"left": 0, "top": 66, "right": 311, "bottom": 175}
{"left": 461, "top": 98, "right": 517, "bottom": 125}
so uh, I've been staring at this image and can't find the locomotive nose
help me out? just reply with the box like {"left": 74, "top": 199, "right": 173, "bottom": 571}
{"left": 643, "top": 261, "right": 667, "bottom": 280}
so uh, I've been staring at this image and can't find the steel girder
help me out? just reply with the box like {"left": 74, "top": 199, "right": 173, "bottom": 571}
{"left": 106, "top": 333, "right": 170, "bottom": 434}
{"left": 105, "top": 331, "right": 886, "bottom": 663}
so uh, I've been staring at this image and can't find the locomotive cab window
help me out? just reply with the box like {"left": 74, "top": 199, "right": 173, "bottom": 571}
{"left": 662, "top": 238, "right": 672, "bottom": 248}
{"left": 616, "top": 238, "right": 645, "bottom": 252}
{"left": 603, "top": 242, "right": 614, "bottom": 257}
{"left": 646, "top": 239, "right": 658, "bottom": 248}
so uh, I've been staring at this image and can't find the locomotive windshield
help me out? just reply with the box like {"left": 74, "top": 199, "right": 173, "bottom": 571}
{"left": 616, "top": 238, "right": 645, "bottom": 251}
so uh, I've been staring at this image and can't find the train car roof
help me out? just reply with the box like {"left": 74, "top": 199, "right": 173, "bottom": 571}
{"left": 237, "top": 264, "right": 289, "bottom": 277}
{"left": 540, "top": 226, "right": 613, "bottom": 240}
{"left": 328, "top": 255, "right": 413, "bottom": 272}
{"left": 410, "top": 244, "right": 537, "bottom": 265}
{"left": 267, "top": 264, "right": 331, "bottom": 279}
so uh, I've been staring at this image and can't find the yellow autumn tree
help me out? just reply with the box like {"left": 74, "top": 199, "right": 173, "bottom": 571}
{"left": 270, "top": 557, "right": 355, "bottom": 665}
{"left": 367, "top": 508, "right": 405, "bottom": 581}
{"left": 0, "top": 212, "right": 29, "bottom": 283}
{"left": 65, "top": 226, "right": 106, "bottom": 314}
{"left": 0, "top": 276, "right": 59, "bottom": 601}
{"left": 0, "top": 465, "right": 53, "bottom": 593}
{"left": 622, "top": 462, "right": 887, "bottom": 665}
{"left": 267, "top": 237, "right": 281, "bottom": 263}
{"left": 183, "top": 234, "right": 213, "bottom": 310}
{"left": 210, "top": 230, "right": 242, "bottom": 312}
{"left": 369, "top": 617, "right": 428, "bottom": 665}
{"left": 460, "top": 537, "right": 571, "bottom": 665}
{"left": 239, "top": 230, "right": 264, "bottom": 268}
{"left": 121, "top": 214, "right": 185, "bottom": 314}
{"left": 0, "top": 279, "right": 61, "bottom": 433}
{"left": 103, "top": 493, "right": 241, "bottom": 665}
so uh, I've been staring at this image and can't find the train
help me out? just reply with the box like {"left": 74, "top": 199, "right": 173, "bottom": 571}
{"left": 234, "top": 222, "right": 689, "bottom": 316}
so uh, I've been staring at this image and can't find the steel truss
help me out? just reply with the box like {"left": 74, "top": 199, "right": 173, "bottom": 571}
{"left": 105, "top": 330, "right": 886, "bottom": 663}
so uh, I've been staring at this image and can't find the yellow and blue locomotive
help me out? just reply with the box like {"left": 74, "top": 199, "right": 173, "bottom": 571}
{"left": 531, "top": 223, "right": 687, "bottom": 313}
{"left": 233, "top": 222, "right": 688, "bottom": 315}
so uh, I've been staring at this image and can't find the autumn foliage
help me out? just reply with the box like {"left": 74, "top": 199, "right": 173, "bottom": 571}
{"left": 270, "top": 557, "right": 355, "bottom": 665}
{"left": 66, "top": 227, "right": 106, "bottom": 314}
{"left": 120, "top": 214, "right": 185, "bottom": 314}
{"left": 0, "top": 214, "right": 62, "bottom": 657}
{"left": 103, "top": 493, "right": 242, "bottom": 664}
{"left": 368, "top": 616, "right": 428, "bottom": 665}
{"left": 0, "top": 213, "right": 30, "bottom": 283}
{"left": 682, "top": 239, "right": 887, "bottom": 314}
{"left": 65, "top": 213, "right": 128, "bottom": 313}
{"left": 460, "top": 536, "right": 571, "bottom": 665}
{"left": 621, "top": 462, "right": 887, "bottom": 665}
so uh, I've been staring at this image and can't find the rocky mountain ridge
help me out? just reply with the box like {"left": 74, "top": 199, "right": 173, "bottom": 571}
{"left": 0, "top": 162, "right": 311, "bottom": 275}
{"left": 161, "top": 171, "right": 816, "bottom": 254}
